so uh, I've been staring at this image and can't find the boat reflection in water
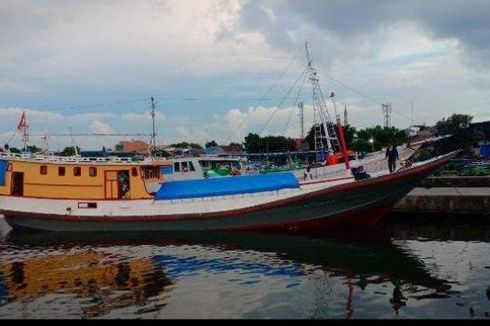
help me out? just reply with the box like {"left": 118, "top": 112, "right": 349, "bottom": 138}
{"left": 0, "top": 249, "right": 172, "bottom": 318}
{"left": 0, "top": 228, "right": 456, "bottom": 319}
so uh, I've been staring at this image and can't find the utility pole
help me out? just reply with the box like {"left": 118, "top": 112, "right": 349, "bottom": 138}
{"left": 344, "top": 103, "right": 348, "bottom": 126}
{"left": 298, "top": 102, "right": 304, "bottom": 140}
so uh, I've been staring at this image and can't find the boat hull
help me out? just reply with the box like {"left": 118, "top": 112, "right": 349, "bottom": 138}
{"left": 1, "top": 153, "right": 455, "bottom": 232}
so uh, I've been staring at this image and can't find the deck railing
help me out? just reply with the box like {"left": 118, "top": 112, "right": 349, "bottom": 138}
{"left": 0, "top": 152, "right": 166, "bottom": 164}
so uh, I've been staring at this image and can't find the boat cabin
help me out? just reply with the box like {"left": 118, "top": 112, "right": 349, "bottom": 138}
{"left": 163, "top": 157, "right": 242, "bottom": 181}
{"left": 0, "top": 153, "right": 170, "bottom": 200}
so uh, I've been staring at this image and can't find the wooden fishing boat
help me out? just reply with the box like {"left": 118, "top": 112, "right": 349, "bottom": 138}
{"left": 0, "top": 42, "right": 456, "bottom": 232}
{"left": 0, "top": 150, "right": 456, "bottom": 232}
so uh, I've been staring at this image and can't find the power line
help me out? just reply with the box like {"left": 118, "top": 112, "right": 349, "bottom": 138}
{"left": 320, "top": 72, "right": 382, "bottom": 105}
{"left": 50, "top": 96, "right": 275, "bottom": 111}
{"left": 319, "top": 72, "right": 414, "bottom": 123}
{"left": 30, "top": 133, "right": 153, "bottom": 137}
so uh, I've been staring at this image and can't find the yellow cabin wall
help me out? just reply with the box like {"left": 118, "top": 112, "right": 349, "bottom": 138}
{"left": 0, "top": 160, "right": 166, "bottom": 200}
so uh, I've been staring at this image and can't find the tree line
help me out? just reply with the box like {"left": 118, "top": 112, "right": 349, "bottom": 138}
{"left": 3, "top": 113, "right": 475, "bottom": 155}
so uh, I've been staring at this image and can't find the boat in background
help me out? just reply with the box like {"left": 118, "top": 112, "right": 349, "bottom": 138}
{"left": 164, "top": 156, "right": 243, "bottom": 181}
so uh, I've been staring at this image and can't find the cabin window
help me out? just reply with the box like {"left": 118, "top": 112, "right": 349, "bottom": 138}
{"left": 174, "top": 162, "right": 180, "bottom": 172}
{"left": 73, "top": 166, "right": 81, "bottom": 176}
{"left": 131, "top": 167, "right": 138, "bottom": 177}
{"left": 7, "top": 163, "right": 12, "bottom": 171}
{"left": 181, "top": 161, "right": 188, "bottom": 172}
{"left": 199, "top": 160, "right": 209, "bottom": 168}
{"left": 189, "top": 161, "right": 195, "bottom": 171}
{"left": 58, "top": 166, "right": 66, "bottom": 176}
{"left": 40, "top": 165, "right": 48, "bottom": 175}
{"left": 89, "top": 167, "right": 97, "bottom": 177}
{"left": 142, "top": 167, "right": 160, "bottom": 179}
{"left": 162, "top": 165, "right": 174, "bottom": 175}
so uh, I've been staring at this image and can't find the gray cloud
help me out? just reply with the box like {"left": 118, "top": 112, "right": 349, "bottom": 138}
{"left": 234, "top": 0, "right": 490, "bottom": 66}
{"left": 0, "top": 0, "right": 489, "bottom": 146}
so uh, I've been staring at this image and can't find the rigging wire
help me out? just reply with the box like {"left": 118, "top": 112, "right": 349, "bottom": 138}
{"left": 5, "top": 129, "right": 19, "bottom": 145}
{"left": 319, "top": 72, "right": 414, "bottom": 123}
{"left": 223, "top": 46, "right": 304, "bottom": 144}
{"left": 282, "top": 71, "right": 308, "bottom": 136}
{"left": 257, "top": 67, "right": 308, "bottom": 136}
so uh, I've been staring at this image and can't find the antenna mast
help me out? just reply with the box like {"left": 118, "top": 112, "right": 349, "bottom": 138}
{"left": 305, "top": 41, "right": 339, "bottom": 155}
{"left": 150, "top": 96, "right": 157, "bottom": 155}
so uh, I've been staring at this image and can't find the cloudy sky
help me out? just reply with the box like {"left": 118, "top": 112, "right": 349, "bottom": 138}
{"left": 1, "top": 0, "right": 489, "bottom": 150}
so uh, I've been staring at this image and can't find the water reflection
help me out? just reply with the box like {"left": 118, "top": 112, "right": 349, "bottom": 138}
{"left": 0, "top": 249, "right": 172, "bottom": 318}
{"left": 0, "top": 222, "right": 489, "bottom": 319}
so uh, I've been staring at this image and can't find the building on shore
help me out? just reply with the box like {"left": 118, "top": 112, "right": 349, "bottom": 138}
{"left": 205, "top": 145, "right": 243, "bottom": 157}
{"left": 468, "top": 121, "right": 490, "bottom": 159}
{"left": 114, "top": 140, "right": 150, "bottom": 155}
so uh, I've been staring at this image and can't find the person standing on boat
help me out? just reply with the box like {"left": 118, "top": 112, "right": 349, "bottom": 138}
{"left": 303, "top": 162, "right": 313, "bottom": 180}
{"left": 386, "top": 144, "right": 399, "bottom": 173}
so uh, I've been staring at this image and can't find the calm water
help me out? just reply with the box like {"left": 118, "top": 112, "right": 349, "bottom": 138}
{"left": 0, "top": 215, "right": 489, "bottom": 319}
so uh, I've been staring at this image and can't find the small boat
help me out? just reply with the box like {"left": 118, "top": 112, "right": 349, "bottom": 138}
{"left": 165, "top": 156, "right": 243, "bottom": 181}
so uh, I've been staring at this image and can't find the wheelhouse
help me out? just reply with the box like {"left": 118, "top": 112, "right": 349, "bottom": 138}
{"left": 0, "top": 153, "right": 170, "bottom": 200}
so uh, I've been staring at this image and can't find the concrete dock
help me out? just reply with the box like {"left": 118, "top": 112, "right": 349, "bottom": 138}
{"left": 418, "top": 176, "right": 490, "bottom": 188}
{"left": 393, "top": 187, "right": 490, "bottom": 214}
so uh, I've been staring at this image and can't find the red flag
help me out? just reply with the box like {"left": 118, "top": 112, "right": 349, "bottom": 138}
{"left": 17, "top": 111, "right": 26, "bottom": 130}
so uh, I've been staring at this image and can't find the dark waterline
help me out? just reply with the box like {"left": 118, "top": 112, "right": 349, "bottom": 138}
{"left": 0, "top": 214, "right": 489, "bottom": 319}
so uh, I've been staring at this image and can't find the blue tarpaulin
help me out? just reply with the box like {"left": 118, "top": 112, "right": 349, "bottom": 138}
{"left": 0, "top": 272, "right": 7, "bottom": 300}
{"left": 0, "top": 160, "right": 7, "bottom": 186}
{"left": 162, "top": 165, "right": 174, "bottom": 175}
{"left": 155, "top": 172, "right": 299, "bottom": 200}
{"left": 480, "top": 144, "right": 490, "bottom": 158}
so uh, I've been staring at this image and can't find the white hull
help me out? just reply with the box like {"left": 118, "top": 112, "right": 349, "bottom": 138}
{"left": 0, "top": 175, "right": 354, "bottom": 218}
